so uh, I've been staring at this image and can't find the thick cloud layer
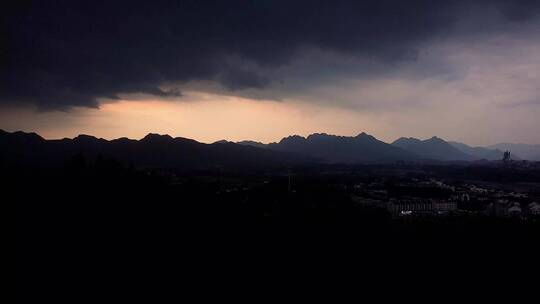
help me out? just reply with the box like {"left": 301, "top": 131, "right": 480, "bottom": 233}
{"left": 2, "top": 0, "right": 539, "bottom": 109}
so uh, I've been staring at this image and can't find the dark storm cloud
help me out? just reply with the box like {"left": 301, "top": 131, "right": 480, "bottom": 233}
{"left": 1, "top": 0, "right": 539, "bottom": 109}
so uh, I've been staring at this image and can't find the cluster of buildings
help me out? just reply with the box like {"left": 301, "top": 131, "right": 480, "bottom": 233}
{"left": 487, "top": 200, "right": 540, "bottom": 218}
{"left": 349, "top": 178, "right": 540, "bottom": 220}
{"left": 388, "top": 199, "right": 457, "bottom": 216}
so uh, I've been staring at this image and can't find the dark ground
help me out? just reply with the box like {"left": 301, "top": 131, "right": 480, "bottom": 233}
{"left": 11, "top": 157, "right": 539, "bottom": 302}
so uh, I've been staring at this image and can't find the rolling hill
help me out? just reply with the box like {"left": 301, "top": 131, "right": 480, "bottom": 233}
{"left": 392, "top": 137, "right": 473, "bottom": 161}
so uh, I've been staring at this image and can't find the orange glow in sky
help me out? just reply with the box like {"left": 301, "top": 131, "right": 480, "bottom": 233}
{"left": 0, "top": 92, "right": 389, "bottom": 143}
{"left": 2, "top": 88, "right": 538, "bottom": 145}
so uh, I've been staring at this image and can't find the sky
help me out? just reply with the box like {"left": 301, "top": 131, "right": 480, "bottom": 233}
{"left": 1, "top": 0, "right": 540, "bottom": 145}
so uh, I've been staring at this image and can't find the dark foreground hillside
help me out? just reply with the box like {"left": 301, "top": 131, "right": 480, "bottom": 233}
{"left": 12, "top": 152, "right": 540, "bottom": 301}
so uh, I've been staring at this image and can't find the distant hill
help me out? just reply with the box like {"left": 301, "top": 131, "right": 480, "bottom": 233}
{"left": 267, "top": 132, "right": 416, "bottom": 163}
{"left": 4, "top": 129, "right": 535, "bottom": 167}
{"left": 392, "top": 136, "right": 473, "bottom": 161}
{"left": 236, "top": 140, "right": 267, "bottom": 149}
{"left": 448, "top": 141, "right": 505, "bottom": 160}
{"left": 214, "top": 140, "right": 267, "bottom": 149}
{"left": 486, "top": 143, "right": 540, "bottom": 161}
{"left": 0, "top": 130, "right": 311, "bottom": 170}
{"left": 213, "top": 139, "right": 231, "bottom": 144}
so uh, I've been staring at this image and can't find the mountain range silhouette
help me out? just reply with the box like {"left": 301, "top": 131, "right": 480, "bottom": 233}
{"left": 392, "top": 136, "right": 475, "bottom": 161}
{"left": 2, "top": 129, "right": 537, "bottom": 169}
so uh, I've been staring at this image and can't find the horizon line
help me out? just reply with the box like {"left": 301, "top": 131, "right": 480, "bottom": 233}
{"left": 2, "top": 128, "right": 539, "bottom": 147}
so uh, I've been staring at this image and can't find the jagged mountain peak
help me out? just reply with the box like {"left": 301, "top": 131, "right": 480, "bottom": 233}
{"left": 306, "top": 133, "right": 331, "bottom": 139}
{"left": 356, "top": 132, "right": 377, "bottom": 141}
{"left": 270, "top": 132, "right": 415, "bottom": 163}
{"left": 141, "top": 133, "right": 173, "bottom": 142}
{"left": 279, "top": 135, "right": 306, "bottom": 144}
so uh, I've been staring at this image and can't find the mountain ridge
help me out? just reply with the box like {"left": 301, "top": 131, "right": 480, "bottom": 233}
{"left": 2, "top": 129, "right": 538, "bottom": 166}
{"left": 0, "top": 130, "right": 311, "bottom": 169}
{"left": 267, "top": 132, "right": 417, "bottom": 163}
{"left": 448, "top": 141, "right": 506, "bottom": 161}
{"left": 392, "top": 136, "right": 473, "bottom": 161}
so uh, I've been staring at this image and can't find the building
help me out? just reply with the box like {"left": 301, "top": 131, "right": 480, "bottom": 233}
{"left": 433, "top": 201, "right": 457, "bottom": 213}
{"left": 388, "top": 199, "right": 457, "bottom": 216}
{"left": 528, "top": 202, "right": 540, "bottom": 216}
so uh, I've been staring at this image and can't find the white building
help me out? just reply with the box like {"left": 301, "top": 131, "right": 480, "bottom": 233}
{"left": 528, "top": 202, "right": 540, "bottom": 216}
